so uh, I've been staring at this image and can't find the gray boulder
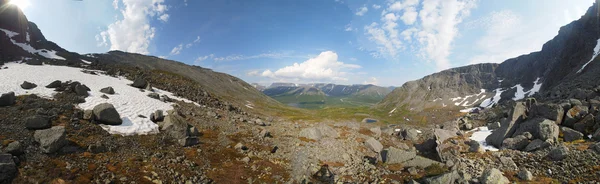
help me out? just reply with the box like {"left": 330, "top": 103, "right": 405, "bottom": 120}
{"left": 92, "top": 103, "right": 122, "bottom": 125}
{"left": 569, "top": 99, "right": 583, "bottom": 107}
{"left": 83, "top": 109, "right": 94, "bottom": 120}
{"left": 20, "top": 81, "right": 37, "bottom": 89}
{"left": 488, "top": 121, "right": 501, "bottom": 130}
{"left": 486, "top": 102, "right": 528, "bottom": 148}
{"left": 517, "top": 169, "right": 533, "bottom": 181}
{"left": 466, "top": 140, "right": 484, "bottom": 153}
{"left": 589, "top": 142, "right": 600, "bottom": 154}
{"left": 0, "top": 153, "right": 17, "bottom": 183}
{"left": 573, "top": 114, "right": 595, "bottom": 135}
{"left": 159, "top": 114, "right": 191, "bottom": 140}
{"left": 0, "top": 92, "right": 16, "bottom": 107}
{"left": 299, "top": 127, "right": 322, "bottom": 140}
{"left": 145, "top": 83, "right": 153, "bottom": 91}
{"left": 45, "top": 80, "right": 62, "bottom": 88}
{"left": 24, "top": 115, "right": 51, "bottom": 130}
{"left": 501, "top": 135, "right": 529, "bottom": 150}
{"left": 99, "top": 87, "right": 115, "bottom": 94}
{"left": 423, "top": 171, "right": 464, "bottom": 184}
{"left": 563, "top": 105, "right": 588, "bottom": 127}
{"left": 370, "top": 127, "right": 382, "bottom": 137}
{"left": 512, "top": 118, "right": 558, "bottom": 142}
{"left": 3, "top": 141, "right": 23, "bottom": 156}
{"left": 561, "top": 127, "right": 583, "bottom": 142}
{"left": 530, "top": 103, "right": 564, "bottom": 124}
{"left": 548, "top": 145, "right": 569, "bottom": 161}
{"left": 147, "top": 93, "right": 160, "bottom": 99}
{"left": 178, "top": 137, "right": 199, "bottom": 147}
{"left": 480, "top": 168, "right": 509, "bottom": 184}
{"left": 524, "top": 139, "right": 552, "bottom": 152}
{"left": 33, "top": 126, "right": 67, "bottom": 153}
{"left": 131, "top": 77, "right": 147, "bottom": 88}
{"left": 592, "top": 128, "right": 600, "bottom": 141}
{"left": 150, "top": 110, "right": 164, "bottom": 123}
{"left": 403, "top": 128, "right": 420, "bottom": 141}
{"left": 434, "top": 128, "right": 456, "bottom": 143}
{"left": 365, "top": 137, "right": 383, "bottom": 153}
{"left": 74, "top": 84, "right": 89, "bottom": 97}
{"left": 382, "top": 147, "right": 416, "bottom": 164}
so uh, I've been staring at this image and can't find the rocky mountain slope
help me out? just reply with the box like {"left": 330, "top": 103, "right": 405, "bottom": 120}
{"left": 378, "top": 2, "right": 600, "bottom": 115}
{"left": 262, "top": 83, "right": 391, "bottom": 109}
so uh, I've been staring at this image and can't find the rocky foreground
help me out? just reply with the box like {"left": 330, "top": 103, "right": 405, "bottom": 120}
{"left": 0, "top": 66, "right": 599, "bottom": 184}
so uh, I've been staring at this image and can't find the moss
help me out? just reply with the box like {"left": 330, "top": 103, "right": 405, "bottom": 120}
{"left": 424, "top": 163, "right": 448, "bottom": 177}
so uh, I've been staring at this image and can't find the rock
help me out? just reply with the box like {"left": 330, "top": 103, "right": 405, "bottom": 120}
{"left": 500, "top": 157, "right": 517, "bottom": 171}
{"left": 487, "top": 121, "right": 501, "bottom": 130}
{"left": 24, "top": 115, "right": 51, "bottom": 130}
{"left": 74, "top": 84, "right": 89, "bottom": 97}
{"left": 33, "top": 126, "right": 67, "bottom": 153}
{"left": 512, "top": 118, "right": 558, "bottom": 142}
{"left": 524, "top": 139, "right": 552, "bottom": 152}
{"left": 160, "top": 95, "right": 172, "bottom": 102}
{"left": 0, "top": 153, "right": 17, "bottom": 183}
{"left": 178, "top": 137, "right": 199, "bottom": 147}
{"left": 45, "top": 80, "right": 62, "bottom": 88}
{"left": 100, "top": 94, "right": 109, "bottom": 99}
{"left": 234, "top": 143, "right": 248, "bottom": 150}
{"left": 466, "top": 140, "right": 484, "bottom": 153}
{"left": 463, "top": 123, "right": 473, "bottom": 130}
{"left": 83, "top": 110, "right": 94, "bottom": 120}
{"left": 25, "top": 59, "right": 43, "bottom": 65}
{"left": 517, "top": 169, "right": 534, "bottom": 181}
{"left": 530, "top": 103, "right": 564, "bottom": 124}
{"left": 299, "top": 127, "right": 322, "bottom": 140}
{"left": 588, "top": 142, "right": 600, "bottom": 154}
{"left": 573, "top": 114, "right": 595, "bottom": 135}
{"left": 20, "top": 81, "right": 37, "bottom": 89}
{"left": 189, "top": 127, "right": 200, "bottom": 136}
{"left": 241, "top": 157, "right": 250, "bottom": 163}
{"left": 561, "top": 127, "right": 583, "bottom": 142}
{"left": 570, "top": 99, "right": 583, "bottom": 107}
{"left": 150, "top": 110, "right": 164, "bottom": 123}
{"left": 434, "top": 128, "right": 456, "bottom": 143}
{"left": 92, "top": 103, "right": 122, "bottom": 125}
{"left": 0, "top": 92, "right": 16, "bottom": 107}
{"left": 382, "top": 147, "right": 416, "bottom": 164}
{"left": 403, "top": 128, "right": 420, "bottom": 141}
{"left": 87, "top": 142, "right": 107, "bottom": 153}
{"left": 370, "top": 127, "right": 382, "bottom": 137}
{"left": 99, "top": 87, "right": 115, "bottom": 95}
{"left": 145, "top": 83, "right": 153, "bottom": 91}
{"left": 479, "top": 168, "right": 509, "bottom": 184}
{"left": 593, "top": 128, "right": 600, "bottom": 141}
{"left": 423, "top": 170, "right": 462, "bottom": 184}
{"left": 548, "top": 145, "right": 569, "bottom": 161}
{"left": 563, "top": 105, "right": 588, "bottom": 127}
{"left": 131, "top": 77, "right": 147, "bottom": 88}
{"left": 147, "top": 93, "right": 160, "bottom": 99}
{"left": 159, "top": 114, "right": 191, "bottom": 140}
{"left": 501, "top": 135, "right": 529, "bottom": 150}
{"left": 486, "top": 102, "right": 528, "bottom": 148}
{"left": 402, "top": 156, "right": 441, "bottom": 168}
{"left": 361, "top": 118, "right": 378, "bottom": 123}
{"left": 365, "top": 137, "right": 383, "bottom": 153}
{"left": 259, "top": 129, "right": 271, "bottom": 138}
{"left": 3, "top": 141, "right": 23, "bottom": 156}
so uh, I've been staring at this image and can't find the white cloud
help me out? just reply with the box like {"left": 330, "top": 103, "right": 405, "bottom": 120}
{"left": 170, "top": 44, "right": 183, "bottom": 55}
{"left": 159, "top": 14, "right": 170, "bottom": 22}
{"left": 185, "top": 36, "right": 201, "bottom": 48}
{"left": 344, "top": 24, "right": 353, "bottom": 31}
{"left": 112, "top": 0, "right": 119, "bottom": 9}
{"left": 158, "top": 55, "right": 167, "bottom": 59}
{"left": 247, "top": 70, "right": 260, "bottom": 76}
{"left": 260, "top": 51, "right": 361, "bottom": 82}
{"left": 193, "top": 36, "right": 201, "bottom": 43}
{"left": 356, "top": 6, "right": 369, "bottom": 16}
{"left": 373, "top": 4, "right": 382, "bottom": 9}
{"left": 195, "top": 54, "right": 214, "bottom": 62}
{"left": 364, "top": 77, "right": 378, "bottom": 85}
{"left": 400, "top": 7, "right": 418, "bottom": 25}
{"left": 97, "top": 0, "right": 169, "bottom": 54}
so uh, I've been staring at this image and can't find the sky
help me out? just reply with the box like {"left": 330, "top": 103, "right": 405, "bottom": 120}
{"left": 13, "top": 0, "right": 596, "bottom": 87}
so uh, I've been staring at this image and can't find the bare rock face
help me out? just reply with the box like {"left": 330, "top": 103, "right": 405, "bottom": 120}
{"left": 365, "top": 137, "right": 383, "bottom": 153}
{"left": 486, "top": 102, "right": 528, "bottom": 148}
{"left": 33, "top": 126, "right": 67, "bottom": 154}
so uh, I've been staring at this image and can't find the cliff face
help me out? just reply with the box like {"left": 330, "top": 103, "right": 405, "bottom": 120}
{"left": 378, "top": 2, "right": 600, "bottom": 112}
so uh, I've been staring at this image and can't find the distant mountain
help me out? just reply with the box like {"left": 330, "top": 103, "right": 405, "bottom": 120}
{"left": 377, "top": 2, "right": 600, "bottom": 114}
{"left": 260, "top": 83, "right": 391, "bottom": 109}
{"left": 250, "top": 83, "right": 266, "bottom": 91}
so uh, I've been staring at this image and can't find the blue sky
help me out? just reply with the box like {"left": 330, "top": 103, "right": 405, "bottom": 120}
{"left": 15, "top": 0, "right": 595, "bottom": 86}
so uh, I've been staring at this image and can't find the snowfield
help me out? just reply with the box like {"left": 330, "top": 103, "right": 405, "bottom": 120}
{"left": 0, "top": 28, "right": 65, "bottom": 60}
{"left": 469, "top": 126, "right": 498, "bottom": 151}
{"left": 577, "top": 38, "right": 600, "bottom": 73}
{"left": 0, "top": 62, "right": 198, "bottom": 135}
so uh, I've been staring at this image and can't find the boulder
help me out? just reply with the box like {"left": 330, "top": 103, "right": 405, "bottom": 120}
{"left": 83, "top": 109, "right": 94, "bottom": 120}
{"left": 501, "top": 135, "right": 529, "bottom": 150}
{"left": 20, "top": 81, "right": 37, "bottom": 89}
{"left": 145, "top": 83, "right": 153, "bottom": 91}
{"left": 592, "top": 128, "right": 600, "bottom": 141}
{"left": 369, "top": 127, "right": 382, "bottom": 137}
{"left": 92, "top": 103, "right": 122, "bottom": 125}
{"left": 365, "top": 137, "right": 383, "bottom": 153}
{"left": 178, "top": 137, "right": 199, "bottom": 147}
{"left": 588, "top": 142, "right": 600, "bottom": 154}
{"left": 299, "top": 127, "right": 322, "bottom": 140}
{"left": 131, "top": 77, "right": 147, "bottom": 88}
{"left": 402, "top": 156, "right": 441, "bottom": 168}
{"left": 99, "top": 87, "right": 115, "bottom": 95}
{"left": 569, "top": 99, "right": 583, "bottom": 107}
{"left": 524, "top": 139, "right": 552, "bottom": 152}
{"left": 160, "top": 95, "right": 172, "bottom": 102}
{"left": 487, "top": 121, "right": 501, "bottom": 130}
{"left": 24, "top": 115, "right": 51, "bottom": 130}
{"left": 74, "top": 84, "right": 89, "bottom": 97}
{"left": 479, "top": 168, "right": 509, "bottom": 184}
{"left": 512, "top": 118, "right": 558, "bottom": 142}
{"left": 434, "top": 128, "right": 456, "bottom": 143}
{"left": 0, "top": 153, "right": 17, "bottom": 183}
{"left": 466, "top": 140, "right": 484, "bottom": 153}
{"left": 150, "top": 110, "right": 164, "bottom": 123}
{"left": 382, "top": 147, "right": 416, "bottom": 164}
{"left": 147, "top": 93, "right": 160, "bottom": 99}
{"left": 25, "top": 59, "right": 43, "bottom": 65}
{"left": 486, "top": 102, "right": 528, "bottom": 148}
{"left": 45, "top": 80, "right": 62, "bottom": 88}
{"left": 403, "top": 128, "right": 420, "bottom": 141}
{"left": 462, "top": 123, "right": 473, "bottom": 130}
{"left": 573, "top": 114, "right": 595, "bottom": 135}
{"left": 561, "top": 127, "right": 583, "bottom": 142}
{"left": 159, "top": 114, "right": 191, "bottom": 140}
{"left": 423, "top": 171, "right": 464, "bottom": 184}
{"left": 33, "top": 126, "right": 67, "bottom": 153}
{"left": 517, "top": 169, "right": 534, "bottom": 181}
{"left": 100, "top": 94, "right": 109, "bottom": 99}
{"left": 548, "top": 145, "right": 569, "bottom": 161}
{"left": 0, "top": 92, "right": 16, "bottom": 107}
{"left": 563, "top": 105, "right": 588, "bottom": 127}
{"left": 234, "top": 142, "right": 248, "bottom": 150}
{"left": 3, "top": 141, "right": 23, "bottom": 156}
{"left": 530, "top": 103, "right": 564, "bottom": 124}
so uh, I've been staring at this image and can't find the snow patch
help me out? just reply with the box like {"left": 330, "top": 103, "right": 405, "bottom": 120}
{"left": 389, "top": 107, "right": 397, "bottom": 114}
{"left": 479, "top": 88, "right": 505, "bottom": 108}
{"left": 245, "top": 101, "right": 255, "bottom": 109}
{"left": 80, "top": 59, "right": 92, "bottom": 64}
{"left": 0, "top": 62, "right": 198, "bottom": 136}
{"left": 0, "top": 28, "right": 65, "bottom": 60}
{"left": 469, "top": 127, "right": 498, "bottom": 151}
{"left": 460, "top": 107, "right": 479, "bottom": 113}
{"left": 512, "top": 77, "right": 542, "bottom": 101}
{"left": 451, "top": 89, "right": 486, "bottom": 106}
{"left": 577, "top": 38, "right": 600, "bottom": 73}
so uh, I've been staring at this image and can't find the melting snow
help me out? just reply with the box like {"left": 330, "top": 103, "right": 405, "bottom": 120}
{"left": 460, "top": 107, "right": 479, "bottom": 113}
{"left": 512, "top": 78, "right": 542, "bottom": 101}
{"left": 0, "top": 62, "right": 198, "bottom": 135}
{"left": 451, "top": 89, "right": 486, "bottom": 106}
{"left": 0, "top": 28, "right": 65, "bottom": 60}
{"left": 577, "top": 38, "right": 600, "bottom": 73}
{"left": 389, "top": 107, "right": 397, "bottom": 114}
{"left": 80, "top": 59, "right": 91, "bottom": 64}
{"left": 245, "top": 101, "right": 255, "bottom": 109}
{"left": 479, "top": 88, "right": 505, "bottom": 108}
{"left": 469, "top": 127, "right": 498, "bottom": 151}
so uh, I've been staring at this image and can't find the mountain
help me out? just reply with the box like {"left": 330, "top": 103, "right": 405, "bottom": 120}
{"left": 378, "top": 2, "right": 600, "bottom": 114}
{"left": 262, "top": 83, "right": 391, "bottom": 109}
